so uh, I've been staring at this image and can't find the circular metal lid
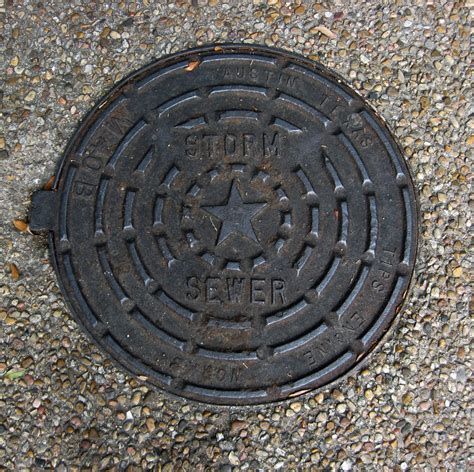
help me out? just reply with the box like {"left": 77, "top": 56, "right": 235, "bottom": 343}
{"left": 31, "top": 45, "right": 418, "bottom": 405}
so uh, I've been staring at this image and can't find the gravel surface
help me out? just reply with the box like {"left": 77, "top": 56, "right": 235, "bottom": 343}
{"left": 1, "top": 0, "right": 472, "bottom": 469}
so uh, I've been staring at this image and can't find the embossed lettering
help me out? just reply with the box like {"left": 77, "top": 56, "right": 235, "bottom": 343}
{"left": 314, "top": 330, "right": 345, "bottom": 357}
{"left": 342, "top": 311, "right": 364, "bottom": 331}
{"left": 374, "top": 248, "right": 397, "bottom": 284}
{"left": 303, "top": 329, "right": 347, "bottom": 365}
{"left": 264, "top": 132, "right": 279, "bottom": 157}
{"left": 251, "top": 279, "right": 266, "bottom": 304}
{"left": 185, "top": 134, "right": 198, "bottom": 158}
{"left": 186, "top": 276, "right": 200, "bottom": 300}
{"left": 202, "top": 362, "right": 243, "bottom": 383}
{"left": 224, "top": 134, "right": 237, "bottom": 155}
{"left": 380, "top": 248, "right": 395, "bottom": 267}
{"left": 187, "top": 276, "right": 287, "bottom": 306}
{"left": 203, "top": 135, "right": 219, "bottom": 158}
{"left": 243, "top": 133, "right": 255, "bottom": 157}
{"left": 183, "top": 132, "right": 282, "bottom": 160}
{"left": 281, "top": 74, "right": 298, "bottom": 88}
{"left": 271, "top": 279, "right": 287, "bottom": 304}
{"left": 105, "top": 115, "right": 134, "bottom": 137}
{"left": 168, "top": 356, "right": 243, "bottom": 384}
{"left": 372, "top": 279, "right": 385, "bottom": 292}
{"left": 341, "top": 113, "right": 373, "bottom": 148}
{"left": 304, "top": 350, "right": 316, "bottom": 366}
{"left": 215, "top": 368, "right": 226, "bottom": 381}
{"left": 206, "top": 277, "right": 221, "bottom": 303}
{"left": 219, "top": 66, "right": 298, "bottom": 90}
{"left": 87, "top": 136, "right": 110, "bottom": 158}
{"left": 74, "top": 181, "right": 95, "bottom": 197}
{"left": 315, "top": 337, "right": 332, "bottom": 356}
{"left": 226, "top": 277, "right": 244, "bottom": 303}
{"left": 230, "top": 366, "right": 242, "bottom": 382}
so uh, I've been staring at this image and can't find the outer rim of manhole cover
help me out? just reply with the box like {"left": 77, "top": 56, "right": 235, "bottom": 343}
{"left": 31, "top": 44, "right": 419, "bottom": 405}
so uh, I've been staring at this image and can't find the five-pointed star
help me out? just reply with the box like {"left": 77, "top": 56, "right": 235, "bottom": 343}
{"left": 202, "top": 181, "right": 267, "bottom": 245}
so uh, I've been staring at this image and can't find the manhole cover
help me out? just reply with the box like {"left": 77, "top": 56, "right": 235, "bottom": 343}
{"left": 31, "top": 45, "right": 418, "bottom": 405}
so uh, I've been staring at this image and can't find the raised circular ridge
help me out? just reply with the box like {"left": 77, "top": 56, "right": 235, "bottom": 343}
{"left": 49, "top": 44, "right": 418, "bottom": 405}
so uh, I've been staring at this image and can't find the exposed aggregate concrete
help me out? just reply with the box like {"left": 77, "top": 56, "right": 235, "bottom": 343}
{"left": 0, "top": 0, "right": 472, "bottom": 469}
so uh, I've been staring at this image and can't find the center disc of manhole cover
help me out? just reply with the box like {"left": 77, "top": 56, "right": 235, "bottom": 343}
{"left": 31, "top": 45, "right": 418, "bottom": 405}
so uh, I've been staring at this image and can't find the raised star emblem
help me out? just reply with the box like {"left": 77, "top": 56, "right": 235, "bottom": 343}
{"left": 202, "top": 180, "right": 267, "bottom": 245}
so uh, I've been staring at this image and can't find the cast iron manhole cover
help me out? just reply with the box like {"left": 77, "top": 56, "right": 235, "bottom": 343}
{"left": 31, "top": 45, "right": 418, "bottom": 405}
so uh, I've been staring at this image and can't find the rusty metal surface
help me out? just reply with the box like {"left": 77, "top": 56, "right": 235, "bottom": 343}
{"left": 31, "top": 44, "right": 418, "bottom": 405}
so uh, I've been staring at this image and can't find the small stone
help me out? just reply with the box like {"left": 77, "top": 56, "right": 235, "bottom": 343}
{"left": 420, "top": 96, "right": 430, "bottom": 109}
{"left": 419, "top": 401, "right": 431, "bottom": 411}
{"left": 316, "top": 412, "right": 327, "bottom": 422}
{"left": 365, "top": 389, "right": 374, "bottom": 401}
{"left": 341, "top": 459, "right": 353, "bottom": 471}
{"left": 402, "top": 393, "right": 413, "bottom": 405}
{"left": 80, "top": 439, "right": 91, "bottom": 450}
{"left": 228, "top": 451, "right": 240, "bottom": 466}
{"left": 21, "top": 357, "right": 33, "bottom": 368}
{"left": 230, "top": 420, "right": 246, "bottom": 435}
{"left": 146, "top": 417, "right": 155, "bottom": 432}
{"left": 110, "top": 31, "right": 121, "bottom": 39}
{"left": 131, "top": 391, "right": 142, "bottom": 405}
{"left": 314, "top": 393, "right": 324, "bottom": 404}
{"left": 25, "top": 91, "right": 36, "bottom": 102}
{"left": 70, "top": 416, "right": 82, "bottom": 428}
{"left": 387, "top": 86, "right": 398, "bottom": 97}
{"left": 290, "top": 402, "right": 302, "bottom": 413}
{"left": 452, "top": 267, "right": 463, "bottom": 277}
{"left": 116, "top": 395, "right": 127, "bottom": 405}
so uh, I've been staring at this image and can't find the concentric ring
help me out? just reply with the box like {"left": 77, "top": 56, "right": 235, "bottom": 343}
{"left": 44, "top": 44, "right": 418, "bottom": 405}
